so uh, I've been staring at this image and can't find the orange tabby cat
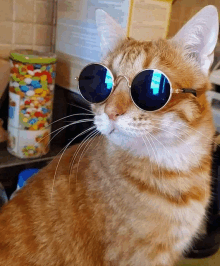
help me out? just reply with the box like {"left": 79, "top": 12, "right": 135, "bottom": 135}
{"left": 0, "top": 5, "right": 219, "bottom": 266}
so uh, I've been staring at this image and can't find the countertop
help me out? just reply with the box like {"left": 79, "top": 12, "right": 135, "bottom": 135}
{"left": 0, "top": 141, "right": 63, "bottom": 169}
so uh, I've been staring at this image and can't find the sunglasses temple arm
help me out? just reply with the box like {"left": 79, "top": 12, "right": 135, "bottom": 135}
{"left": 181, "top": 88, "right": 197, "bottom": 97}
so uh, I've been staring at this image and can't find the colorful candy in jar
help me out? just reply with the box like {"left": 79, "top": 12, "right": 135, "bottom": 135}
{"left": 8, "top": 50, "right": 56, "bottom": 159}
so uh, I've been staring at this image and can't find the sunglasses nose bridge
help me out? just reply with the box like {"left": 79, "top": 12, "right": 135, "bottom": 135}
{"left": 114, "top": 75, "right": 131, "bottom": 89}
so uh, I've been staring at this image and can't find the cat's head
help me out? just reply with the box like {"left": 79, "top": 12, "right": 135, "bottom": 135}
{"left": 92, "top": 6, "right": 219, "bottom": 166}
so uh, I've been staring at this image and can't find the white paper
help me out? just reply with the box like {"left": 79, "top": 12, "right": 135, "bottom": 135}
{"left": 56, "top": 0, "right": 130, "bottom": 62}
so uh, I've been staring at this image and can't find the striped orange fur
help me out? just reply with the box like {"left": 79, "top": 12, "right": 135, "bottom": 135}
{"left": 0, "top": 6, "right": 219, "bottom": 266}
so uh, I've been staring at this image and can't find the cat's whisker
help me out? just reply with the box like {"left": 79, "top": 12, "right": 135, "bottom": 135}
{"left": 149, "top": 117, "right": 219, "bottom": 148}
{"left": 150, "top": 125, "right": 202, "bottom": 165}
{"left": 45, "top": 113, "right": 94, "bottom": 129}
{"left": 50, "top": 119, "right": 94, "bottom": 136}
{"left": 75, "top": 130, "right": 100, "bottom": 184}
{"left": 145, "top": 130, "right": 181, "bottom": 179}
{"left": 39, "top": 119, "right": 94, "bottom": 144}
{"left": 76, "top": 130, "right": 100, "bottom": 168}
{"left": 69, "top": 130, "right": 98, "bottom": 190}
{"left": 145, "top": 116, "right": 217, "bottom": 192}
{"left": 67, "top": 103, "right": 93, "bottom": 114}
{"left": 143, "top": 134, "right": 162, "bottom": 179}
{"left": 148, "top": 117, "right": 216, "bottom": 176}
{"left": 45, "top": 123, "right": 85, "bottom": 148}
{"left": 38, "top": 119, "right": 95, "bottom": 154}
{"left": 150, "top": 125, "right": 207, "bottom": 197}
{"left": 68, "top": 129, "right": 98, "bottom": 177}
{"left": 140, "top": 135, "right": 153, "bottom": 174}
{"left": 37, "top": 124, "right": 73, "bottom": 147}
{"left": 50, "top": 125, "right": 96, "bottom": 199}
{"left": 67, "top": 129, "right": 98, "bottom": 191}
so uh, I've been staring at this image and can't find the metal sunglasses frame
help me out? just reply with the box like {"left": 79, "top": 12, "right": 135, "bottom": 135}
{"left": 75, "top": 63, "right": 197, "bottom": 112}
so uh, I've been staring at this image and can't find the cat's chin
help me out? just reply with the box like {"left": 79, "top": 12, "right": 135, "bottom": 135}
{"left": 105, "top": 130, "right": 151, "bottom": 157}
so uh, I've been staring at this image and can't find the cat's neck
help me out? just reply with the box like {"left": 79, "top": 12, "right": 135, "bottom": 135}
{"left": 105, "top": 127, "right": 212, "bottom": 173}
{"left": 102, "top": 135, "right": 212, "bottom": 201}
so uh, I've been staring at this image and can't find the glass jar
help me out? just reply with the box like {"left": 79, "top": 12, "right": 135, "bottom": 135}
{"left": 7, "top": 50, "right": 57, "bottom": 158}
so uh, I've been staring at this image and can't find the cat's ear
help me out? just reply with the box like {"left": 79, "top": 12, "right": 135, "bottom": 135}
{"left": 172, "top": 5, "right": 219, "bottom": 75}
{"left": 96, "top": 9, "right": 126, "bottom": 58}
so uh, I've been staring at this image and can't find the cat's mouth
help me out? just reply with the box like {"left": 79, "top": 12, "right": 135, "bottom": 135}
{"left": 108, "top": 121, "right": 117, "bottom": 135}
{"left": 109, "top": 128, "right": 115, "bottom": 135}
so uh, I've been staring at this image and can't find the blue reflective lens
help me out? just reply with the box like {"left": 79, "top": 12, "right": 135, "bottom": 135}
{"left": 79, "top": 64, "right": 114, "bottom": 103}
{"left": 131, "top": 69, "right": 171, "bottom": 111}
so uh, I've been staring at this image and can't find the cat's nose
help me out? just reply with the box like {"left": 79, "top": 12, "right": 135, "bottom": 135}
{"left": 105, "top": 101, "right": 125, "bottom": 121}
{"left": 106, "top": 109, "right": 123, "bottom": 121}
{"left": 104, "top": 91, "right": 131, "bottom": 121}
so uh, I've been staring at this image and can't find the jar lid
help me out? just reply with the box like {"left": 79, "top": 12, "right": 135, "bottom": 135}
{"left": 10, "top": 49, "right": 57, "bottom": 64}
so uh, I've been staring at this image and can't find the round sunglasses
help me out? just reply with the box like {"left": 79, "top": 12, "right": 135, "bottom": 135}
{"left": 76, "top": 63, "right": 197, "bottom": 112}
